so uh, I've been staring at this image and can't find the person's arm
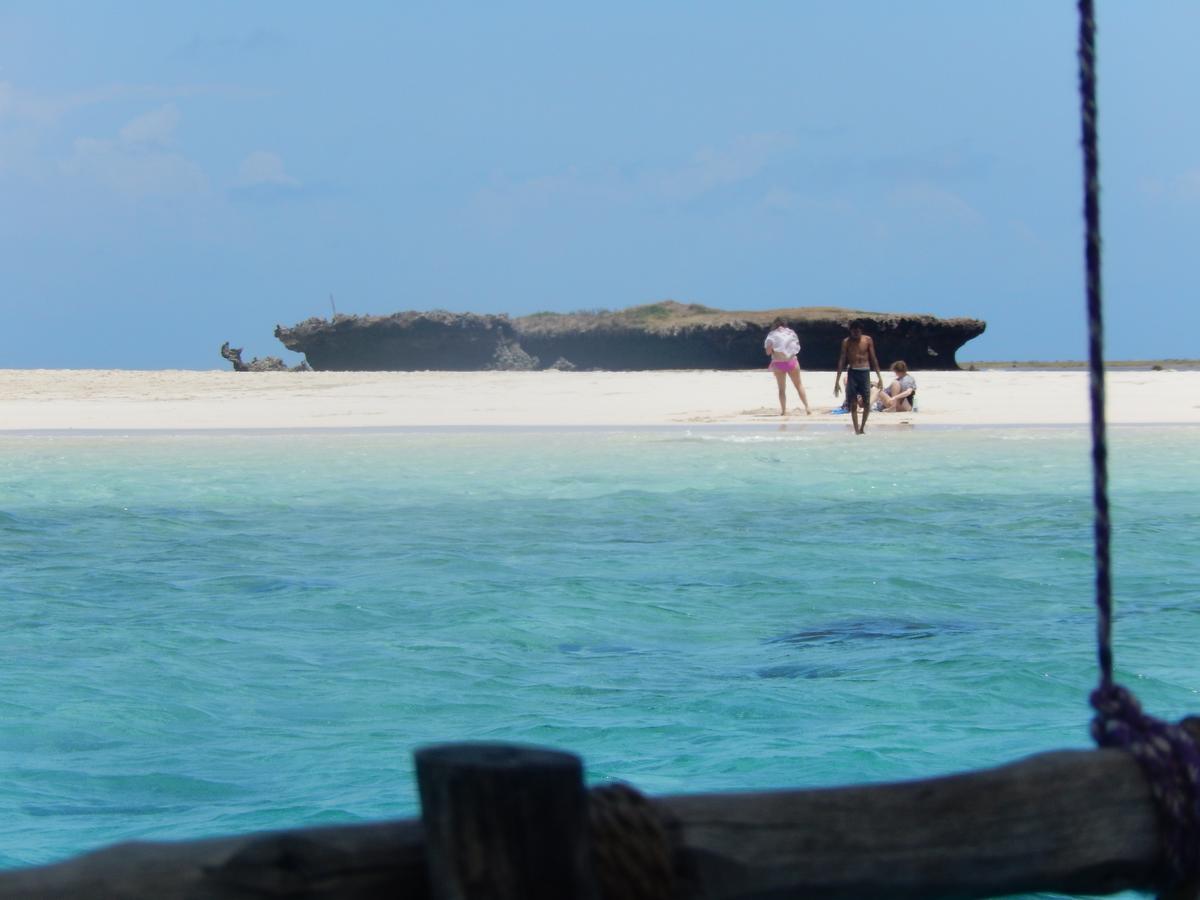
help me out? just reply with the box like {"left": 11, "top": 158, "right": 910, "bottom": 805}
{"left": 869, "top": 339, "right": 883, "bottom": 389}
{"left": 833, "top": 341, "right": 847, "bottom": 394}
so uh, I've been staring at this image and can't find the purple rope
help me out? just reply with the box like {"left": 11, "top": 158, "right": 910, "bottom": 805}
{"left": 1078, "top": 0, "right": 1200, "bottom": 884}
{"left": 1077, "top": 0, "right": 1112, "bottom": 693}
{"left": 1091, "top": 687, "right": 1200, "bottom": 879}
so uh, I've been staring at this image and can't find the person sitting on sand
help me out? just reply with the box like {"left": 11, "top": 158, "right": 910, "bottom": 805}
{"left": 873, "top": 361, "right": 917, "bottom": 412}
{"left": 763, "top": 317, "right": 812, "bottom": 416}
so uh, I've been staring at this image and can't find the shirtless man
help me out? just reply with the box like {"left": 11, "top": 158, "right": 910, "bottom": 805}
{"left": 833, "top": 320, "right": 883, "bottom": 434}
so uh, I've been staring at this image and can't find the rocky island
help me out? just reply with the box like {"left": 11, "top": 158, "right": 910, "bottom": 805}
{"left": 268, "top": 302, "right": 985, "bottom": 371}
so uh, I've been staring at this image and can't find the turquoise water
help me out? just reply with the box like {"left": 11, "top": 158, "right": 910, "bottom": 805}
{"left": 2, "top": 425, "right": 1198, "bottom": 888}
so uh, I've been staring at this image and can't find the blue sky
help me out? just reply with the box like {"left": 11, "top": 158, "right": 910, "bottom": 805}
{"left": 2, "top": 1, "right": 1196, "bottom": 369}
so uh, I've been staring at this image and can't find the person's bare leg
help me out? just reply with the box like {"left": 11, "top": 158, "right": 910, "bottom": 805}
{"left": 788, "top": 368, "right": 811, "bottom": 414}
{"left": 773, "top": 370, "right": 788, "bottom": 415}
{"left": 849, "top": 394, "right": 861, "bottom": 433}
{"left": 873, "top": 386, "right": 897, "bottom": 411}
{"left": 859, "top": 393, "right": 871, "bottom": 433}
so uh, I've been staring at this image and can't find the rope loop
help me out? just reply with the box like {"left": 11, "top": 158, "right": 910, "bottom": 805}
{"left": 588, "top": 781, "right": 677, "bottom": 900}
{"left": 1092, "top": 684, "right": 1200, "bottom": 884}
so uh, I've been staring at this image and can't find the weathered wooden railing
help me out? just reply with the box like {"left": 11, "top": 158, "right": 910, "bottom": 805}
{"left": 0, "top": 743, "right": 1167, "bottom": 899}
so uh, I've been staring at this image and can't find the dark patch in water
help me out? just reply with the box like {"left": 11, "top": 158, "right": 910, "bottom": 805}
{"left": 767, "top": 617, "right": 969, "bottom": 647}
{"left": 756, "top": 663, "right": 846, "bottom": 680}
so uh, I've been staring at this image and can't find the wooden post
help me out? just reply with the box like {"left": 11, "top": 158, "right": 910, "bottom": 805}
{"left": 415, "top": 742, "right": 599, "bottom": 900}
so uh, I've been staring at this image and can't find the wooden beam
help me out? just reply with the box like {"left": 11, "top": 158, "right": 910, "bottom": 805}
{"left": 0, "top": 819, "right": 428, "bottom": 899}
{"left": 0, "top": 749, "right": 1163, "bottom": 899}
{"left": 658, "top": 749, "right": 1161, "bottom": 899}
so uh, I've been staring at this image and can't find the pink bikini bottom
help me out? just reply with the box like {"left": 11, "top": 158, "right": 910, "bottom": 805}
{"left": 769, "top": 359, "right": 798, "bottom": 373}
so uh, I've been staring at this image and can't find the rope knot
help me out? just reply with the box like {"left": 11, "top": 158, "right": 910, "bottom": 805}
{"left": 1091, "top": 683, "right": 1200, "bottom": 886}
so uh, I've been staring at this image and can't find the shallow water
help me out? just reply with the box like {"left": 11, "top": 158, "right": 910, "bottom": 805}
{"left": 2, "top": 425, "right": 1197, "bottom": 895}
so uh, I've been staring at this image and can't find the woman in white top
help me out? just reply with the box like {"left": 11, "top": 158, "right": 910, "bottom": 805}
{"left": 763, "top": 317, "right": 812, "bottom": 416}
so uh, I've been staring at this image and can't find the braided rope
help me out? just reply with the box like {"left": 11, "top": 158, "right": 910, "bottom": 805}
{"left": 1092, "top": 686, "right": 1200, "bottom": 879}
{"left": 588, "top": 782, "right": 677, "bottom": 900}
{"left": 1077, "top": 0, "right": 1113, "bottom": 693}
{"left": 1077, "top": 0, "right": 1200, "bottom": 887}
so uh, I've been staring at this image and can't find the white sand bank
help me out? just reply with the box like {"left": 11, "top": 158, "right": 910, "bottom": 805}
{"left": 0, "top": 368, "right": 1197, "bottom": 431}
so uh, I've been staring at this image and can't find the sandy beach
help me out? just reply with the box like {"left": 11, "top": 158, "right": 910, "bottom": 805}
{"left": 0, "top": 368, "right": 1197, "bottom": 431}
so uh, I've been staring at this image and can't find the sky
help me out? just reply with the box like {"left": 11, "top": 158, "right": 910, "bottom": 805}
{"left": 1, "top": 1, "right": 1197, "bottom": 369}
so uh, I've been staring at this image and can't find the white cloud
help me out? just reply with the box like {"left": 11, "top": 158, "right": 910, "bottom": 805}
{"left": 886, "top": 181, "right": 984, "bottom": 228}
{"left": 469, "top": 134, "right": 794, "bottom": 228}
{"left": 62, "top": 138, "right": 207, "bottom": 197}
{"left": 469, "top": 164, "right": 629, "bottom": 231}
{"left": 1, "top": 82, "right": 260, "bottom": 129}
{"left": 1136, "top": 168, "right": 1200, "bottom": 206}
{"left": 119, "top": 104, "right": 181, "bottom": 146}
{"left": 0, "top": 80, "right": 68, "bottom": 127}
{"left": 60, "top": 104, "right": 206, "bottom": 197}
{"left": 649, "top": 133, "right": 794, "bottom": 201}
{"left": 1, "top": 81, "right": 267, "bottom": 184}
{"left": 761, "top": 186, "right": 797, "bottom": 213}
{"left": 235, "top": 150, "right": 298, "bottom": 187}
{"left": 0, "top": 81, "right": 63, "bottom": 177}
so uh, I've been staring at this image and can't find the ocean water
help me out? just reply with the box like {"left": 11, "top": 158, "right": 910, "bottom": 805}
{"left": 1, "top": 424, "right": 1198, "bottom": 891}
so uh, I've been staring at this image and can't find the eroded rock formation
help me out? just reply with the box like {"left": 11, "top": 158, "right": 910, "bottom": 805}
{"left": 220, "top": 341, "right": 311, "bottom": 372}
{"left": 272, "top": 302, "right": 986, "bottom": 371}
{"left": 272, "top": 312, "right": 515, "bottom": 371}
